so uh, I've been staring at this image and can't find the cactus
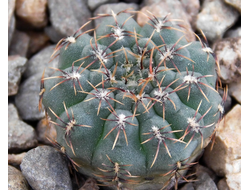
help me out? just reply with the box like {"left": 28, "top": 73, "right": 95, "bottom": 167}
{"left": 40, "top": 9, "right": 224, "bottom": 190}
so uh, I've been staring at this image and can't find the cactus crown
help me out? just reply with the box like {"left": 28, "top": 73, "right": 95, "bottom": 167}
{"left": 40, "top": 9, "right": 223, "bottom": 190}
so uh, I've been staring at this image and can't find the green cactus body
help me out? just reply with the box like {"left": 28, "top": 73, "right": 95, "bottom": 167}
{"left": 41, "top": 10, "right": 223, "bottom": 190}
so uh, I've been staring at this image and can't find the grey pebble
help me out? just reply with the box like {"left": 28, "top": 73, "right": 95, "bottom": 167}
{"left": 23, "top": 45, "right": 58, "bottom": 79}
{"left": 8, "top": 55, "right": 27, "bottom": 96}
{"left": 20, "top": 145, "right": 73, "bottom": 190}
{"left": 46, "top": 0, "right": 93, "bottom": 43}
{"left": 15, "top": 73, "right": 45, "bottom": 120}
{"left": 196, "top": 0, "right": 240, "bottom": 42}
{"left": 8, "top": 104, "right": 38, "bottom": 152}
{"left": 8, "top": 165, "right": 30, "bottom": 190}
{"left": 8, "top": 0, "right": 16, "bottom": 47}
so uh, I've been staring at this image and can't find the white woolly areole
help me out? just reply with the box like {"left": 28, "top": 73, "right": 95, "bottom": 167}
{"left": 159, "top": 49, "right": 174, "bottom": 61}
{"left": 66, "top": 36, "right": 76, "bottom": 43}
{"left": 154, "top": 90, "right": 169, "bottom": 101}
{"left": 107, "top": 70, "right": 116, "bottom": 81}
{"left": 117, "top": 114, "right": 127, "bottom": 128}
{"left": 112, "top": 27, "right": 125, "bottom": 40}
{"left": 64, "top": 71, "right": 81, "bottom": 80}
{"left": 96, "top": 89, "right": 109, "bottom": 99}
{"left": 66, "top": 119, "right": 76, "bottom": 133}
{"left": 91, "top": 47, "right": 108, "bottom": 63}
{"left": 218, "top": 104, "right": 224, "bottom": 114}
{"left": 183, "top": 75, "right": 198, "bottom": 84}
{"left": 136, "top": 92, "right": 145, "bottom": 101}
{"left": 202, "top": 47, "right": 213, "bottom": 54}
{"left": 187, "top": 117, "right": 200, "bottom": 133}
{"left": 151, "top": 126, "right": 163, "bottom": 141}
{"left": 136, "top": 55, "right": 142, "bottom": 65}
{"left": 155, "top": 20, "right": 164, "bottom": 33}
{"left": 148, "top": 71, "right": 155, "bottom": 80}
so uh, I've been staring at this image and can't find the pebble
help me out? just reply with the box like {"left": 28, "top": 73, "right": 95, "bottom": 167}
{"left": 214, "top": 35, "right": 241, "bottom": 103}
{"left": 88, "top": 0, "right": 118, "bottom": 11}
{"left": 8, "top": 55, "right": 27, "bottom": 96}
{"left": 23, "top": 45, "right": 58, "bottom": 78}
{"left": 224, "top": 172, "right": 241, "bottom": 190}
{"left": 20, "top": 145, "right": 73, "bottom": 190}
{"left": 15, "top": 0, "right": 48, "bottom": 28}
{"left": 179, "top": 183, "right": 195, "bottom": 190}
{"left": 224, "top": 27, "right": 241, "bottom": 38}
{"left": 229, "top": 80, "right": 241, "bottom": 103}
{"left": 196, "top": 0, "right": 240, "bottom": 42}
{"left": 215, "top": 37, "right": 241, "bottom": 83}
{"left": 203, "top": 104, "right": 241, "bottom": 177}
{"left": 194, "top": 164, "right": 217, "bottom": 181}
{"left": 79, "top": 178, "right": 99, "bottom": 190}
{"left": 46, "top": 0, "right": 79, "bottom": 42}
{"left": 137, "top": 0, "right": 195, "bottom": 42}
{"left": 9, "top": 30, "right": 30, "bottom": 57}
{"left": 217, "top": 178, "right": 230, "bottom": 190}
{"left": 8, "top": 0, "right": 16, "bottom": 47}
{"left": 26, "top": 31, "right": 51, "bottom": 57}
{"left": 8, "top": 165, "right": 30, "bottom": 190}
{"left": 224, "top": 0, "right": 241, "bottom": 12}
{"left": 70, "top": 0, "right": 93, "bottom": 30}
{"left": 46, "top": 0, "right": 92, "bottom": 43}
{"left": 179, "top": 0, "right": 200, "bottom": 29}
{"left": 8, "top": 152, "right": 26, "bottom": 166}
{"left": 93, "top": 2, "right": 139, "bottom": 28}
{"left": 193, "top": 172, "right": 218, "bottom": 190}
{"left": 15, "top": 73, "right": 45, "bottom": 120}
{"left": 36, "top": 118, "right": 57, "bottom": 145}
{"left": 8, "top": 104, "right": 38, "bottom": 152}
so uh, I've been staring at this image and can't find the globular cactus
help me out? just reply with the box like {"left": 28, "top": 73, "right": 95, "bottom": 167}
{"left": 40, "top": 9, "right": 224, "bottom": 190}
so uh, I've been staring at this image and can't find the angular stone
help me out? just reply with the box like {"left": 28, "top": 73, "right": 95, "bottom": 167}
{"left": 215, "top": 37, "right": 241, "bottom": 83}
{"left": 194, "top": 164, "right": 217, "bottom": 181}
{"left": 8, "top": 152, "right": 26, "bottom": 166}
{"left": 8, "top": 165, "right": 30, "bottom": 190}
{"left": 9, "top": 30, "right": 30, "bottom": 57}
{"left": 26, "top": 31, "right": 51, "bottom": 57}
{"left": 137, "top": 0, "right": 195, "bottom": 42}
{"left": 8, "top": 0, "right": 16, "bottom": 47}
{"left": 193, "top": 172, "right": 218, "bottom": 190}
{"left": 196, "top": 0, "right": 240, "bottom": 42}
{"left": 203, "top": 104, "right": 241, "bottom": 177}
{"left": 20, "top": 146, "right": 73, "bottom": 190}
{"left": 46, "top": 0, "right": 81, "bottom": 42}
{"left": 225, "top": 172, "right": 241, "bottom": 190}
{"left": 23, "top": 45, "right": 58, "bottom": 78}
{"left": 8, "top": 55, "right": 27, "bottom": 96}
{"left": 224, "top": 27, "right": 241, "bottom": 38}
{"left": 179, "top": 182, "right": 195, "bottom": 190}
{"left": 179, "top": 0, "right": 200, "bottom": 29}
{"left": 229, "top": 80, "right": 241, "bottom": 103}
{"left": 224, "top": 0, "right": 241, "bottom": 12}
{"left": 70, "top": 0, "right": 93, "bottom": 31}
{"left": 45, "top": 0, "right": 93, "bottom": 43}
{"left": 79, "top": 178, "right": 99, "bottom": 190}
{"left": 217, "top": 178, "right": 230, "bottom": 190}
{"left": 15, "top": 73, "right": 45, "bottom": 120}
{"left": 15, "top": 0, "right": 48, "bottom": 28}
{"left": 8, "top": 104, "right": 38, "bottom": 152}
{"left": 36, "top": 118, "right": 57, "bottom": 145}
